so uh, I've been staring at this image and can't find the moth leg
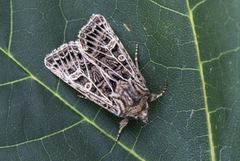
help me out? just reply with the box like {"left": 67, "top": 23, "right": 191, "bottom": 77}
{"left": 148, "top": 82, "right": 167, "bottom": 102}
{"left": 115, "top": 118, "right": 129, "bottom": 144}
{"left": 78, "top": 95, "right": 89, "bottom": 100}
{"left": 135, "top": 44, "right": 139, "bottom": 69}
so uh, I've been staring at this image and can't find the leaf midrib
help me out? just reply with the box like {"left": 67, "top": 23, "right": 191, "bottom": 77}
{"left": 187, "top": 0, "right": 215, "bottom": 161}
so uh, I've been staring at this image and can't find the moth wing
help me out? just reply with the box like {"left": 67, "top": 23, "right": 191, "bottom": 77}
{"left": 78, "top": 14, "right": 146, "bottom": 86}
{"left": 44, "top": 41, "right": 118, "bottom": 115}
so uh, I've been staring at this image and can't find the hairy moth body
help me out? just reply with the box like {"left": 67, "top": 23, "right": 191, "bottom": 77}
{"left": 44, "top": 14, "right": 167, "bottom": 143}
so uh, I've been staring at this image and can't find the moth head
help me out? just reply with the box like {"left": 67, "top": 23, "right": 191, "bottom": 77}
{"left": 135, "top": 108, "right": 148, "bottom": 123}
{"left": 133, "top": 100, "right": 149, "bottom": 123}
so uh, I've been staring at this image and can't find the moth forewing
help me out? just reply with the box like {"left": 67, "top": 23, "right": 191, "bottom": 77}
{"left": 44, "top": 14, "right": 167, "bottom": 143}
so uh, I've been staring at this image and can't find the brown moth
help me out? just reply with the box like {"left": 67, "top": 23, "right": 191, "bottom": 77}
{"left": 44, "top": 14, "right": 167, "bottom": 143}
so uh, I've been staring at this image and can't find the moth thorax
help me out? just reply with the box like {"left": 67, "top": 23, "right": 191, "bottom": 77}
{"left": 84, "top": 82, "right": 92, "bottom": 90}
{"left": 111, "top": 78, "right": 150, "bottom": 120}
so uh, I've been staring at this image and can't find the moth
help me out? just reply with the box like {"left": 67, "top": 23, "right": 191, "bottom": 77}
{"left": 44, "top": 14, "right": 167, "bottom": 143}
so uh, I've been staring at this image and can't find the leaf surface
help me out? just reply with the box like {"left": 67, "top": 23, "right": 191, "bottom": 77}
{"left": 0, "top": 0, "right": 239, "bottom": 160}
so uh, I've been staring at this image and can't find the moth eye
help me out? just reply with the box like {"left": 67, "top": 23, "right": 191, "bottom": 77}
{"left": 118, "top": 54, "right": 126, "bottom": 61}
{"left": 84, "top": 82, "right": 92, "bottom": 91}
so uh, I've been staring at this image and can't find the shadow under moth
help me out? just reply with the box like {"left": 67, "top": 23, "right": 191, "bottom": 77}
{"left": 44, "top": 14, "right": 167, "bottom": 143}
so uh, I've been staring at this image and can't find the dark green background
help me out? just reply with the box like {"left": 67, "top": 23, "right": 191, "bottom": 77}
{"left": 0, "top": 0, "right": 239, "bottom": 160}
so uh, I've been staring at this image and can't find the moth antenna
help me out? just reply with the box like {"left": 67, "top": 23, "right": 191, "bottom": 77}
{"left": 135, "top": 44, "right": 139, "bottom": 69}
{"left": 115, "top": 118, "right": 129, "bottom": 144}
{"left": 156, "top": 82, "right": 167, "bottom": 98}
{"left": 148, "top": 82, "right": 167, "bottom": 102}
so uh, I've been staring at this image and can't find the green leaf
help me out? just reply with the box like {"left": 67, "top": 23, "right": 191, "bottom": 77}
{"left": 0, "top": 0, "right": 239, "bottom": 160}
